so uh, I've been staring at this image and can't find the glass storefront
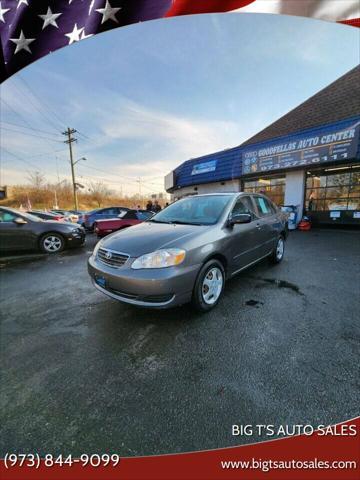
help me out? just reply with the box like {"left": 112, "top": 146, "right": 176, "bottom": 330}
{"left": 305, "top": 165, "right": 360, "bottom": 212}
{"left": 243, "top": 175, "right": 285, "bottom": 206}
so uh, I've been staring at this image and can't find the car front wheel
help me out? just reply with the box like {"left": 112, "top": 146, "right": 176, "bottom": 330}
{"left": 192, "top": 259, "right": 225, "bottom": 312}
{"left": 270, "top": 236, "right": 285, "bottom": 264}
{"left": 40, "top": 233, "right": 65, "bottom": 254}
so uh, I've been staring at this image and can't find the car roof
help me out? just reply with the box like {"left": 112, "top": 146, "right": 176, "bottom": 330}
{"left": 178, "top": 192, "right": 268, "bottom": 198}
{"left": 179, "top": 192, "right": 238, "bottom": 198}
{"left": 1, "top": 206, "right": 22, "bottom": 213}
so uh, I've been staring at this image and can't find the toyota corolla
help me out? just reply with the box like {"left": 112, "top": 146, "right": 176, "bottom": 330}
{"left": 88, "top": 193, "right": 288, "bottom": 312}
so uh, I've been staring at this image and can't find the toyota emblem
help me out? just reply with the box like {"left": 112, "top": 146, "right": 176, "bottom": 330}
{"left": 105, "top": 251, "right": 112, "bottom": 260}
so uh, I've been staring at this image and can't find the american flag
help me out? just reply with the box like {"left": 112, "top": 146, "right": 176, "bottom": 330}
{"left": 0, "top": 0, "right": 359, "bottom": 83}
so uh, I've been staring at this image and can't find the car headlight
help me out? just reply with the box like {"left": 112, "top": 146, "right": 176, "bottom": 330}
{"left": 131, "top": 249, "right": 186, "bottom": 269}
{"left": 92, "top": 240, "right": 103, "bottom": 257}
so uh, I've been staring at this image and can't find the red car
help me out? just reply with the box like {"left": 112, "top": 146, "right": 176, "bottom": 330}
{"left": 94, "top": 209, "right": 153, "bottom": 237}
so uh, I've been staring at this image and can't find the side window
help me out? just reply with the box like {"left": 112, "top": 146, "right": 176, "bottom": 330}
{"left": 254, "top": 196, "right": 274, "bottom": 216}
{"left": 104, "top": 208, "right": 117, "bottom": 216}
{"left": 0, "top": 211, "right": 17, "bottom": 222}
{"left": 124, "top": 211, "right": 138, "bottom": 220}
{"left": 232, "top": 196, "right": 255, "bottom": 217}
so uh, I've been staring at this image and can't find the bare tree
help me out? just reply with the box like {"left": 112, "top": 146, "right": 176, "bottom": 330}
{"left": 27, "top": 171, "right": 46, "bottom": 189}
{"left": 88, "top": 181, "right": 112, "bottom": 207}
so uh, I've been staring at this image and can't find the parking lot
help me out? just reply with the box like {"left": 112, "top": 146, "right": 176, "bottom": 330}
{"left": 1, "top": 229, "right": 359, "bottom": 456}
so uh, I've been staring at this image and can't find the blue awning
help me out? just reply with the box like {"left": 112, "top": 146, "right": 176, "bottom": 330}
{"left": 171, "top": 116, "right": 360, "bottom": 190}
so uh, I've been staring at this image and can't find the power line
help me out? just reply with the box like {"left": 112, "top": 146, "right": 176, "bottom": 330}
{"left": 1, "top": 98, "right": 65, "bottom": 153}
{"left": 2, "top": 148, "right": 44, "bottom": 171}
{"left": 1, "top": 126, "right": 63, "bottom": 143}
{"left": 1, "top": 97, "right": 37, "bottom": 131}
{"left": 26, "top": 148, "right": 68, "bottom": 159}
{"left": 17, "top": 75, "right": 65, "bottom": 132}
{"left": 1, "top": 120, "right": 60, "bottom": 137}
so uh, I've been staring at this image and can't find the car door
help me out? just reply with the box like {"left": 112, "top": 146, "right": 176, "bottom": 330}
{"left": 0, "top": 210, "right": 34, "bottom": 251}
{"left": 252, "top": 195, "right": 279, "bottom": 257}
{"left": 228, "top": 195, "right": 262, "bottom": 273}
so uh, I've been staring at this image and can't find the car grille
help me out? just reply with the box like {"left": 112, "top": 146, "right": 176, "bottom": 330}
{"left": 106, "top": 286, "right": 173, "bottom": 304}
{"left": 97, "top": 248, "right": 129, "bottom": 268}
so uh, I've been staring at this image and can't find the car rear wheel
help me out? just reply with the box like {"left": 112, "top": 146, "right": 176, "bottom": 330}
{"left": 192, "top": 259, "right": 225, "bottom": 312}
{"left": 40, "top": 233, "right": 65, "bottom": 254}
{"left": 270, "top": 236, "right": 285, "bottom": 264}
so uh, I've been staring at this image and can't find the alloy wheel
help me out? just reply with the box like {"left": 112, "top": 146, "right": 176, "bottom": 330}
{"left": 43, "top": 235, "right": 62, "bottom": 253}
{"left": 276, "top": 237, "right": 284, "bottom": 261}
{"left": 202, "top": 267, "right": 224, "bottom": 305}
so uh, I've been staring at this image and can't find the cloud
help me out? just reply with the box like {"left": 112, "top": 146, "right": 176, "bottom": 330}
{"left": 101, "top": 98, "right": 246, "bottom": 162}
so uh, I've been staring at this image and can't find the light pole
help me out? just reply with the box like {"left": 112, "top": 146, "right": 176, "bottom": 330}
{"left": 54, "top": 178, "right": 66, "bottom": 209}
{"left": 71, "top": 157, "right": 86, "bottom": 210}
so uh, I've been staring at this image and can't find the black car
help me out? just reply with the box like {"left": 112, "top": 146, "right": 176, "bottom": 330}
{"left": 0, "top": 207, "right": 85, "bottom": 254}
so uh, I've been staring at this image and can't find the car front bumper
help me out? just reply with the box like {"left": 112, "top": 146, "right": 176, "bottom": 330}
{"left": 64, "top": 230, "right": 86, "bottom": 247}
{"left": 88, "top": 254, "right": 200, "bottom": 308}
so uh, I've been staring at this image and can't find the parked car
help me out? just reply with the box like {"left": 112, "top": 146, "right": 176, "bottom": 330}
{"left": 88, "top": 193, "right": 288, "bottom": 312}
{"left": 51, "top": 209, "right": 79, "bottom": 223}
{"left": 81, "top": 207, "right": 129, "bottom": 231}
{"left": 27, "top": 210, "right": 65, "bottom": 222}
{"left": 0, "top": 207, "right": 85, "bottom": 254}
{"left": 94, "top": 209, "right": 154, "bottom": 237}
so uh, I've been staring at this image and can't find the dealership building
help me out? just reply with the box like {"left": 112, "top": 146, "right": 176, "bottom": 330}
{"left": 165, "top": 66, "right": 360, "bottom": 226}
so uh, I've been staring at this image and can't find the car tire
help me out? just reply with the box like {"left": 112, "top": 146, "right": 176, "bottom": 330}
{"left": 192, "top": 259, "right": 225, "bottom": 312}
{"left": 269, "top": 235, "right": 285, "bottom": 264}
{"left": 40, "top": 233, "right": 65, "bottom": 254}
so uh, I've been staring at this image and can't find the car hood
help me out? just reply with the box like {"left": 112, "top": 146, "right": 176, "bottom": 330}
{"left": 100, "top": 222, "right": 203, "bottom": 256}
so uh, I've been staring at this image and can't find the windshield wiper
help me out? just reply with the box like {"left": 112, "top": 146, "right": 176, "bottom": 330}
{"left": 170, "top": 220, "right": 204, "bottom": 226}
{"left": 147, "top": 219, "right": 172, "bottom": 224}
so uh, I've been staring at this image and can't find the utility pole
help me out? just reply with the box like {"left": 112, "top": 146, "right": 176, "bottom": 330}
{"left": 62, "top": 127, "right": 78, "bottom": 210}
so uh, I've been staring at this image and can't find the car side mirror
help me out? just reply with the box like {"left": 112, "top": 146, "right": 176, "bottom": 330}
{"left": 229, "top": 213, "right": 252, "bottom": 226}
{"left": 14, "top": 217, "right": 27, "bottom": 225}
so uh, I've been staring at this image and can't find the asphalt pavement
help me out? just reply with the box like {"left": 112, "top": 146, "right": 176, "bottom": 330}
{"left": 1, "top": 229, "right": 359, "bottom": 456}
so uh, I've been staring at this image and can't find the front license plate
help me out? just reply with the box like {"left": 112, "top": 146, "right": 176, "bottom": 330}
{"left": 95, "top": 275, "right": 107, "bottom": 288}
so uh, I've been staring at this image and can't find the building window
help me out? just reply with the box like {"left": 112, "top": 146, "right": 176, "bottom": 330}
{"left": 305, "top": 165, "right": 360, "bottom": 212}
{"left": 243, "top": 175, "right": 285, "bottom": 206}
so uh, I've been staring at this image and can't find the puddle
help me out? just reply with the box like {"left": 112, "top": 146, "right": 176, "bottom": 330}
{"left": 245, "top": 299, "right": 263, "bottom": 307}
{"left": 262, "top": 278, "right": 304, "bottom": 295}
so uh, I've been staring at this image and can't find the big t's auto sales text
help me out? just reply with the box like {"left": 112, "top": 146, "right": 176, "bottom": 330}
{"left": 232, "top": 423, "right": 358, "bottom": 437}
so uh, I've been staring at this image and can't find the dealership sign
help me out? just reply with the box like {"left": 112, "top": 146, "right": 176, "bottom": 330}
{"left": 191, "top": 160, "right": 217, "bottom": 175}
{"left": 242, "top": 120, "right": 360, "bottom": 174}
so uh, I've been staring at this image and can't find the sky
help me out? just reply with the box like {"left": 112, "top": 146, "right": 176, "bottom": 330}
{"left": 0, "top": 12, "right": 359, "bottom": 196}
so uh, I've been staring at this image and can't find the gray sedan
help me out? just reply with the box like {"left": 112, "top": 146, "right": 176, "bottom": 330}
{"left": 88, "top": 193, "right": 288, "bottom": 312}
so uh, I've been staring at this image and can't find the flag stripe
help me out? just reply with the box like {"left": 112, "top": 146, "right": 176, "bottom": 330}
{"left": 0, "top": 0, "right": 359, "bottom": 84}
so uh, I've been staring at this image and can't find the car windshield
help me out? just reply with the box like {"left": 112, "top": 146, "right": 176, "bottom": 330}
{"left": 148, "top": 195, "right": 232, "bottom": 225}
